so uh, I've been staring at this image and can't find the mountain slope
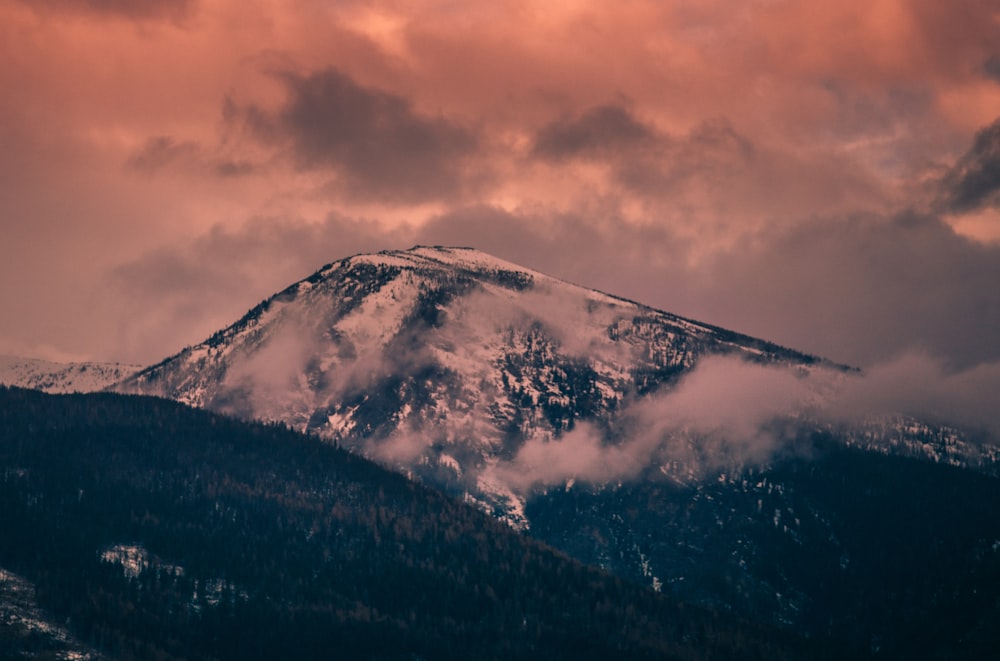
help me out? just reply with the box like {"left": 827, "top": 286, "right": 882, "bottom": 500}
{"left": 0, "top": 386, "right": 813, "bottom": 660}
{"left": 116, "top": 246, "right": 836, "bottom": 520}
{"left": 0, "top": 566, "right": 107, "bottom": 660}
{"left": 526, "top": 437, "right": 1000, "bottom": 658}
{"left": 0, "top": 355, "right": 139, "bottom": 394}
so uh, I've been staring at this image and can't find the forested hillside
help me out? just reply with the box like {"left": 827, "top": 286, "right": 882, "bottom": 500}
{"left": 0, "top": 387, "right": 812, "bottom": 660}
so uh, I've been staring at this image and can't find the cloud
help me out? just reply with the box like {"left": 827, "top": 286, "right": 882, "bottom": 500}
{"left": 125, "top": 136, "right": 200, "bottom": 175}
{"left": 124, "top": 134, "right": 259, "bottom": 179}
{"left": 241, "top": 68, "right": 483, "bottom": 203}
{"left": 985, "top": 56, "right": 1000, "bottom": 83}
{"left": 532, "top": 105, "right": 658, "bottom": 160}
{"left": 824, "top": 353, "right": 1000, "bottom": 438}
{"left": 937, "top": 116, "right": 1000, "bottom": 213}
{"left": 529, "top": 108, "right": 755, "bottom": 193}
{"left": 613, "top": 118, "right": 756, "bottom": 197}
{"left": 494, "top": 356, "right": 818, "bottom": 491}
{"left": 524, "top": 105, "right": 885, "bottom": 233}
{"left": 491, "top": 352, "right": 1000, "bottom": 493}
{"left": 5, "top": 0, "right": 998, "bottom": 371}
{"left": 99, "top": 200, "right": 1000, "bottom": 371}
{"left": 683, "top": 211, "right": 1000, "bottom": 370}
{"left": 16, "top": 0, "right": 194, "bottom": 21}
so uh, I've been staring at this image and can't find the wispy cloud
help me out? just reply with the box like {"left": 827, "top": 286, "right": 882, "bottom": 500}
{"left": 489, "top": 352, "right": 1000, "bottom": 493}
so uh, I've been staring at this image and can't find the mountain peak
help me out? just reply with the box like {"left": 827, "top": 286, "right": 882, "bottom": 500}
{"left": 332, "top": 245, "right": 548, "bottom": 285}
{"left": 116, "top": 246, "right": 837, "bottom": 526}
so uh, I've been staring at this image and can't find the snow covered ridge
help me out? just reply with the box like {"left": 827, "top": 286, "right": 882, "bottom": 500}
{"left": 0, "top": 355, "right": 140, "bottom": 394}
{"left": 112, "top": 245, "right": 861, "bottom": 521}
{"left": 111, "top": 244, "right": 997, "bottom": 524}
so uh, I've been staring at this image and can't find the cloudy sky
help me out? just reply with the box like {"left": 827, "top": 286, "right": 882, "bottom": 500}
{"left": 2, "top": 0, "right": 999, "bottom": 378}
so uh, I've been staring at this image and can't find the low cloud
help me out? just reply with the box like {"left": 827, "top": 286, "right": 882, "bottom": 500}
{"left": 493, "top": 356, "right": 820, "bottom": 491}
{"left": 490, "top": 353, "right": 1000, "bottom": 493}
{"left": 827, "top": 352, "right": 1000, "bottom": 436}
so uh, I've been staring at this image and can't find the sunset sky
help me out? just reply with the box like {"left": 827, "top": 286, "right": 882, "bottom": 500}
{"left": 2, "top": 0, "right": 999, "bottom": 381}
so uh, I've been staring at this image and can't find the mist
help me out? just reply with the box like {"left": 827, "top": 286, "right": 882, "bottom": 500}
{"left": 488, "top": 353, "right": 1000, "bottom": 494}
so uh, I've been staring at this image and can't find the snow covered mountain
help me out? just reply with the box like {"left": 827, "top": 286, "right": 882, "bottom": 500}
{"left": 115, "top": 246, "right": 996, "bottom": 509}
{"left": 0, "top": 355, "right": 138, "bottom": 394}
{"left": 111, "top": 246, "right": 1000, "bottom": 647}
{"left": 115, "top": 246, "right": 840, "bottom": 520}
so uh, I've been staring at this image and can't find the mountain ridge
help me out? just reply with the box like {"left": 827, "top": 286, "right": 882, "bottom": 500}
{"left": 114, "top": 245, "right": 850, "bottom": 525}
{"left": 0, "top": 354, "right": 139, "bottom": 394}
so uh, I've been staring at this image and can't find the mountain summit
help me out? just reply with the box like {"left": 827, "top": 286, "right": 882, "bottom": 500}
{"left": 117, "top": 245, "right": 832, "bottom": 519}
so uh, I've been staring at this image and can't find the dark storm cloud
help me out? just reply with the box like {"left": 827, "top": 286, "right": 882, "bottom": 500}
{"left": 531, "top": 105, "right": 657, "bottom": 160}
{"left": 938, "top": 116, "right": 1000, "bottom": 213}
{"left": 243, "top": 69, "right": 481, "bottom": 203}
{"left": 18, "top": 0, "right": 194, "bottom": 20}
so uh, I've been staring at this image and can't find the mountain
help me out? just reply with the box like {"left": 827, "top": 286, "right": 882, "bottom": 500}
{"left": 0, "top": 355, "right": 138, "bottom": 394}
{"left": 112, "top": 246, "right": 1000, "bottom": 652}
{"left": 0, "top": 386, "right": 812, "bottom": 660}
{"left": 115, "top": 246, "right": 837, "bottom": 519}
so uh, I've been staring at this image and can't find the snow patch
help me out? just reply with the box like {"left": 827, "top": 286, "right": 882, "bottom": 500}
{"left": 438, "top": 453, "right": 462, "bottom": 475}
{"left": 100, "top": 544, "right": 184, "bottom": 579}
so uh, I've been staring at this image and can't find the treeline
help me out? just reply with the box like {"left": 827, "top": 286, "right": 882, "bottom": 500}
{"left": 0, "top": 386, "right": 812, "bottom": 660}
